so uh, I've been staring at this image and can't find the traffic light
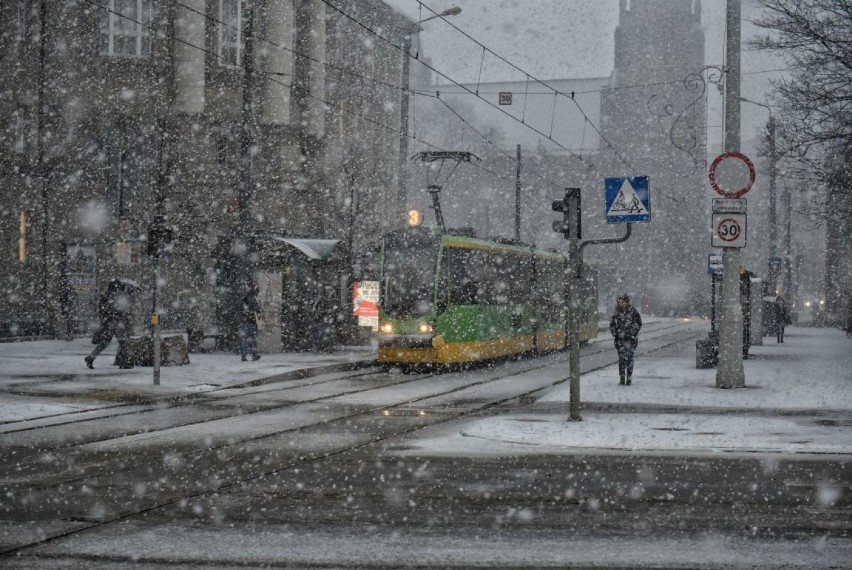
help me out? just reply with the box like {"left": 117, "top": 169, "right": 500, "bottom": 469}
{"left": 147, "top": 215, "right": 173, "bottom": 257}
{"left": 552, "top": 188, "right": 581, "bottom": 239}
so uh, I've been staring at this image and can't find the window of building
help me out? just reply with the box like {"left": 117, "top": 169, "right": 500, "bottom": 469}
{"left": 218, "top": 0, "right": 241, "bottom": 67}
{"left": 16, "top": 0, "right": 26, "bottom": 43}
{"left": 14, "top": 109, "right": 26, "bottom": 153}
{"left": 109, "top": 149, "right": 136, "bottom": 217}
{"left": 100, "top": 0, "right": 152, "bottom": 57}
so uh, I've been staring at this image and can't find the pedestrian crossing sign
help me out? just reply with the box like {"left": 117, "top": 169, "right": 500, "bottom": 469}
{"left": 605, "top": 176, "right": 651, "bottom": 223}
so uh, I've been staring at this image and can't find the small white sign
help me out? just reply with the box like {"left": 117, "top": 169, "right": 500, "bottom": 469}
{"left": 708, "top": 253, "right": 723, "bottom": 275}
{"left": 712, "top": 198, "right": 747, "bottom": 214}
{"left": 499, "top": 92, "right": 513, "bottom": 105}
{"left": 711, "top": 213, "right": 747, "bottom": 248}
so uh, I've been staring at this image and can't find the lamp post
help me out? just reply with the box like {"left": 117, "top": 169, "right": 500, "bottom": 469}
{"left": 740, "top": 97, "right": 778, "bottom": 288}
{"left": 398, "top": 7, "right": 461, "bottom": 220}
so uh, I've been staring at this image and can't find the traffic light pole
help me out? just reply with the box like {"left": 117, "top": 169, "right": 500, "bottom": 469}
{"left": 553, "top": 188, "right": 633, "bottom": 421}
{"left": 567, "top": 224, "right": 633, "bottom": 421}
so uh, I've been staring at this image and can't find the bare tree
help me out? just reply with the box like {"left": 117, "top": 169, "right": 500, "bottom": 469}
{"left": 750, "top": 0, "right": 852, "bottom": 196}
{"left": 750, "top": 0, "right": 852, "bottom": 312}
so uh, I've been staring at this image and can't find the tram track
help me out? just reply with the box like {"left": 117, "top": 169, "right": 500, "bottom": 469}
{"left": 0, "top": 320, "right": 700, "bottom": 477}
{"left": 0, "top": 321, "right": 703, "bottom": 558}
{"left": 0, "top": 320, "right": 692, "bottom": 449}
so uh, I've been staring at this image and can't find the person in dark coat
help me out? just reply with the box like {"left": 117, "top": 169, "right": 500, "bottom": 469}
{"left": 609, "top": 294, "right": 642, "bottom": 385}
{"left": 85, "top": 279, "right": 136, "bottom": 369}
{"left": 240, "top": 285, "right": 263, "bottom": 361}
{"left": 775, "top": 295, "right": 790, "bottom": 343}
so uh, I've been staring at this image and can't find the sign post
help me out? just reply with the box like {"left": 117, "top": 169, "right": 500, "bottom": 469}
{"left": 709, "top": 150, "right": 754, "bottom": 388}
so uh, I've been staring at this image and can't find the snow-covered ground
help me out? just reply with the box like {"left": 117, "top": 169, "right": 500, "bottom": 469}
{"left": 402, "top": 324, "right": 852, "bottom": 456}
{"left": 0, "top": 322, "right": 850, "bottom": 455}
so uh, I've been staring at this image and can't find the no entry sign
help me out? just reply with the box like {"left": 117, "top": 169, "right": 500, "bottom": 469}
{"left": 709, "top": 152, "right": 755, "bottom": 198}
{"left": 711, "top": 213, "right": 747, "bottom": 248}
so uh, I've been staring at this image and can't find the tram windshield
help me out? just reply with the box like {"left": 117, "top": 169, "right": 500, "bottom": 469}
{"left": 381, "top": 230, "right": 440, "bottom": 318}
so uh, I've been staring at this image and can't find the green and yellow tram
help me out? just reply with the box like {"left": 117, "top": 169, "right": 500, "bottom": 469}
{"left": 377, "top": 225, "right": 598, "bottom": 366}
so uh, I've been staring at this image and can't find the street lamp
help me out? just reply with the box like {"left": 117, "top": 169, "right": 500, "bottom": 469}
{"left": 740, "top": 97, "right": 778, "bottom": 285}
{"left": 417, "top": 7, "right": 462, "bottom": 25}
{"left": 398, "top": 6, "right": 461, "bottom": 221}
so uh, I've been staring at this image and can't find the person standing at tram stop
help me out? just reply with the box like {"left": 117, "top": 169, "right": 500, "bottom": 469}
{"left": 240, "top": 285, "right": 263, "bottom": 361}
{"left": 610, "top": 294, "right": 642, "bottom": 386}
{"left": 775, "top": 295, "right": 791, "bottom": 343}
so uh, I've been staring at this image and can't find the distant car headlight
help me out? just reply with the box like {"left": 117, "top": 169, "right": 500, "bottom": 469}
{"left": 418, "top": 321, "right": 434, "bottom": 334}
{"left": 819, "top": 300, "right": 825, "bottom": 305}
{"left": 804, "top": 301, "right": 811, "bottom": 307}
{"left": 380, "top": 322, "right": 394, "bottom": 334}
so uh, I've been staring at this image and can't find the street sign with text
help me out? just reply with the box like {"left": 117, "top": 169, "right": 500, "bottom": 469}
{"left": 712, "top": 198, "right": 747, "bottom": 214}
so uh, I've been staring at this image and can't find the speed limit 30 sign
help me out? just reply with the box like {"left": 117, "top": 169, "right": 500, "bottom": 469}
{"left": 711, "top": 213, "right": 747, "bottom": 248}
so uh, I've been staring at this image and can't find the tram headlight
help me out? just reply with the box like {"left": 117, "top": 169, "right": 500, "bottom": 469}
{"left": 417, "top": 321, "right": 434, "bottom": 334}
{"left": 380, "top": 322, "right": 394, "bottom": 334}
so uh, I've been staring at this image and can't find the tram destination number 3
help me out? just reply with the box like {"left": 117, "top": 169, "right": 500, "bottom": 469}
{"left": 711, "top": 213, "right": 746, "bottom": 248}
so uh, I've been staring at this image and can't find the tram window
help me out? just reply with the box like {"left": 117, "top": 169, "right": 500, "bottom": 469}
{"left": 536, "top": 259, "right": 564, "bottom": 320}
{"left": 448, "top": 248, "right": 479, "bottom": 305}
{"left": 381, "top": 232, "right": 439, "bottom": 317}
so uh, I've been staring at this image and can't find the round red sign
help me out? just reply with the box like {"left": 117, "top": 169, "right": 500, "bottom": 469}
{"left": 716, "top": 217, "right": 742, "bottom": 242}
{"left": 708, "top": 152, "right": 756, "bottom": 198}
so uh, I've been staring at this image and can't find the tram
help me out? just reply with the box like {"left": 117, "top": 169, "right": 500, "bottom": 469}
{"left": 377, "top": 224, "right": 598, "bottom": 366}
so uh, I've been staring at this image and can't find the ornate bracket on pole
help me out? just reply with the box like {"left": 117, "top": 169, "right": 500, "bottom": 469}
{"left": 646, "top": 65, "right": 723, "bottom": 177}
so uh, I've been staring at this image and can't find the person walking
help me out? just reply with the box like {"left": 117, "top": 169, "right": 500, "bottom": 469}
{"left": 240, "top": 285, "right": 263, "bottom": 361}
{"left": 85, "top": 279, "right": 137, "bottom": 369}
{"left": 609, "top": 294, "right": 642, "bottom": 386}
{"left": 775, "top": 295, "right": 790, "bottom": 343}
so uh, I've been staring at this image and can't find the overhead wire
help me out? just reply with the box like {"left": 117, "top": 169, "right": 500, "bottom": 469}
{"left": 413, "top": 0, "right": 639, "bottom": 175}
{"left": 164, "top": 0, "right": 564, "bottom": 193}
{"left": 84, "top": 0, "right": 524, "bottom": 192}
{"left": 319, "top": 0, "right": 695, "bottom": 207}
{"left": 318, "top": 0, "right": 606, "bottom": 177}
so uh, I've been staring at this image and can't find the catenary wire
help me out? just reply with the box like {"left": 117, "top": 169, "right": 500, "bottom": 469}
{"left": 85, "top": 0, "right": 541, "bottom": 195}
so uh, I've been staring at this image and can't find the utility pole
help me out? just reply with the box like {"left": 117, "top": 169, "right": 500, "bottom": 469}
{"left": 239, "top": 2, "right": 255, "bottom": 259}
{"left": 37, "top": 0, "right": 58, "bottom": 337}
{"left": 398, "top": 31, "right": 412, "bottom": 223}
{"left": 716, "top": 0, "right": 745, "bottom": 389}
{"left": 783, "top": 183, "right": 792, "bottom": 297}
{"left": 741, "top": 97, "right": 778, "bottom": 289}
{"left": 515, "top": 144, "right": 521, "bottom": 241}
{"left": 767, "top": 115, "right": 776, "bottom": 259}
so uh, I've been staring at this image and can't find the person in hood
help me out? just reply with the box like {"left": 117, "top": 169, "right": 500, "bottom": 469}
{"left": 85, "top": 279, "right": 136, "bottom": 369}
{"left": 609, "top": 294, "right": 642, "bottom": 385}
{"left": 240, "top": 284, "right": 263, "bottom": 361}
{"left": 775, "top": 295, "right": 790, "bottom": 343}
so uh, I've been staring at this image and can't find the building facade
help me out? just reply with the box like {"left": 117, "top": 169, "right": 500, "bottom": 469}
{"left": 1, "top": 0, "right": 412, "bottom": 343}
{"left": 596, "top": 0, "right": 708, "bottom": 315}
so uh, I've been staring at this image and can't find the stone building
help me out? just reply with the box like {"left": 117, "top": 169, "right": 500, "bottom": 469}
{"left": 0, "top": 0, "right": 413, "bottom": 344}
{"left": 596, "top": 0, "right": 708, "bottom": 315}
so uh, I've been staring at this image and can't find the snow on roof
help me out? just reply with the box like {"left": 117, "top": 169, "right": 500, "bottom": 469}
{"left": 272, "top": 238, "right": 340, "bottom": 260}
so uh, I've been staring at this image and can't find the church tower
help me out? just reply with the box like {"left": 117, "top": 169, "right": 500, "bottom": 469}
{"left": 597, "top": 0, "right": 709, "bottom": 315}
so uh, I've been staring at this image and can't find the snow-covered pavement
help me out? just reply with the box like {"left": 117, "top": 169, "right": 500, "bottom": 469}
{"left": 1, "top": 321, "right": 850, "bottom": 456}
